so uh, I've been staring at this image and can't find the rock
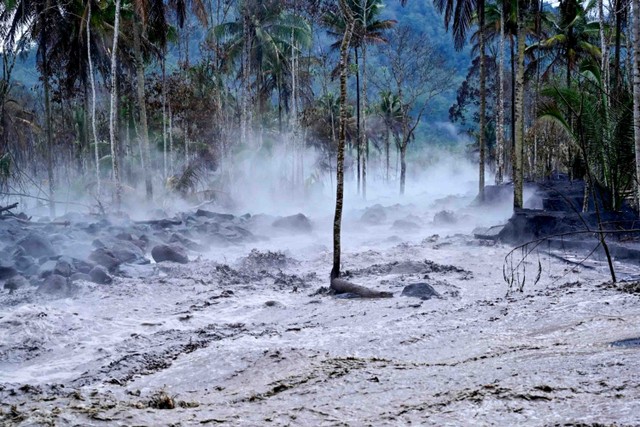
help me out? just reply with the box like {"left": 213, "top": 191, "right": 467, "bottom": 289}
{"left": 151, "top": 244, "right": 189, "bottom": 264}
{"left": 38, "top": 260, "right": 58, "bottom": 278}
{"left": 195, "top": 210, "right": 236, "bottom": 223}
{"left": 89, "top": 265, "right": 112, "bottom": 284}
{"left": 37, "top": 274, "right": 76, "bottom": 297}
{"left": 272, "top": 213, "right": 312, "bottom": 233}
{"left": 392, "top": 219, "right": 421, "bottom": 231}
{"left": 89, "top": 248, "right": 121, "bottom": 271}
{"left": 361, "top": 205, "right": 387, "bottom": 225}
{"left": 14, "top": 255, "right": 35, "bottom": 273}
{"left": 4, "top": 275, "right": 29, "bottom": 292}
{"left": 117, "top": 264, "right": 156, "bottom": 279}
{"left": 264, "top": 300, "right": 283, "bottom": 308}
{"left": 111, "top": 241, "right": 148, "bottom": 265}
{"left": 0, "top": 265, "right": 18, "bottom": 280}
{"left": 17, "top": 233, "right": 56, "bottom": 258}
{"left": 54, "top": 259, "right": 73, "bottom": 277}
{"left": 433, "top": 210, "right": 457, "bottom": 225}
{"left": 473, "top": 225, "right": 506, "bottom": 241}
{"left": 401, "top": 282, "right": 440, "bottom": 300}
{"left": 70, "top": 272, "right": 92, "bottom": 282}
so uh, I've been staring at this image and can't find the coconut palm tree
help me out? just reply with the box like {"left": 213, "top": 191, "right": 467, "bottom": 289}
{"left": 323, "top": 0, "right": 396, "bottom": 197}
{"left": 434, "top": 0, "right": 488, "bottom": 200}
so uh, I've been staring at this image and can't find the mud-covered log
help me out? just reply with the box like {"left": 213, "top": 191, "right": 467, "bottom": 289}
{"left": 330, "top": 278, "right": 393, "bottom": 298}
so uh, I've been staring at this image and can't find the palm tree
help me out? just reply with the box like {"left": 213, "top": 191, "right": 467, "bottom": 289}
{"left": 214, "top": 1, "right": 312, "bottom": 148}
{"left": 323, "top": 0, "right": 395, "bottom": 197}
{"left": 634, "top": 0, "right": 640, "bottom": 208}
{"left": 376, "top": 90, "right": 402, "bottom": 181}
{"left": 331, "top": 0, "right": 355, "bottom": 281}
{"left": 434, "top": 0, "right": 488, "bottom": 200}
{"left": 110, "top": 0, "right": 123, "bottom": 210}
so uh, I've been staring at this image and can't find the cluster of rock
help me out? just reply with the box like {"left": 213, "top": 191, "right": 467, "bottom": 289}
{"left": 0, "top": 207, "right": 313, "bottom": 297}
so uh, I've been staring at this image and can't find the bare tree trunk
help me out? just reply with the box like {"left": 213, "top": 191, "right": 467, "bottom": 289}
{"left": 109, "top": 0, "right": 122, "bottom": 210}
{"left": 331, "top": 1, "right": 354, "bottom": 281}
{"left": 514, "top": 1, "right": 526, "bottom": 209}
{"left": 361, "top": 43, "right": 368, "bottom": 200}
{"left": 478, "top": 0, "right": 486, "bottom": 200}
{"left": 496, "top": 4, "right": 506, "bottom": 185}
{"left": 133, "top": 22, "right": 153, "bottom": 201}
{"left": 355, "top": 47, "right": 361, "bottom": 195}
{"left": 241, "top": 12, "right": 251, "bottom": 147}
{"left": 162, "top": 51, "right": 167, "bottom": 181}
{"left": 634, "top": 0, "right": 640, "bottom": 208}
{"left": 87, "top": 0, "right": 100, "bottom": 195}
{"left": 399, "top": 143, "right": 407, "bottom": 195}
{"left": 385, "top": 127, "right": 390, "bottom": 182}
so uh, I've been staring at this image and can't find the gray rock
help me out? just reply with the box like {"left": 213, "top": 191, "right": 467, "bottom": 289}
{"left": 38, "top": 260, "right": 58, "bottom": 278}
{"left": 89, "top": 265, "right": 112, "bottom": 284}
{"left": 37, "top": 274, "right": 76, "bottom": 297}
{"left": 392, "top": 219, "right": 421, "bottom": 231}
{"left": 14, "top": 255, "right": 35, "bottom": 272}
{"left": 70, "top": 272, "right": 92, "bottom": 282}
{"left": 17, "top": 233, "right": 56, "bottom": 258}
{"left": 0, "top": 265, "right": 18, "bottom": 280}
{"left": 4, "top": 275, "right": 29, "bottom": 292}
{"left": 361, "top": 205, "right": 387, "bottom": 225}
{"left": 54, "top": 259, "right": 73, "bottom": 277}
{"left": 89, "top": 248, "right": 121, "bottom": 271}
{"left": 195, "top": 209, "right": 236, "bottom": 222}
{"left": 433, "top": 210, "right": 457, "bottom": 225}
{"left": 272, "top": 213, "right": 312, "bottom": 233}
{"left": 151, "top": 244, "right": 189, "bottom": 264}
{"left": 401, "top": 283, "right": 440, "bottom": 300}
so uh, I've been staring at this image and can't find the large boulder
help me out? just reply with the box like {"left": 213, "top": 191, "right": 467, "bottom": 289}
{"left": 272, "top": 213, "right": 312, "bottom": 233}
{"left": 401, "top": 282, "right": 440, "bottom": 300}
{"left": 17, "top": 233, "right": 56, "bottom": 258}
{"left": 0, "top": 265, "right": 18, "bottom": 281}
{"left": 361, "top": 205, "right": 387, "bottom": 225}
{"left": 37, "top": 274, "right": 76, "bottom": 297}
{"left": 88, "top": 248, "right": 121, "bottom": 271}
{"left": 151, "top": 244, "right": 189, "bottom": 264}
{"left": 89, "top": 265, "right": 113, "bottom": 284}
{"left": 4, "top": 275, "right": 29, "bottom": 292}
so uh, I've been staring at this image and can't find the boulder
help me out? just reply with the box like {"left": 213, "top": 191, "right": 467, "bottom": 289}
{"left": 70, "top": 272, "right": 92, "bottom": 282}
{"left": 13, "top": 255, "right": 35, "bottom": 273}
{"left": 37, "top": 274, "right": 76, "bottom": 297}
{"left": 89, "top": 265, "right": 113, "bottom": 284}
{"left": 272, "top": 213, "right": 312, "bottom": 233}
{"left": 4, "top": 275, "right": 29, "bottom": 292}
{"left": 401, "top": 283, "right": 440, "bottom": 300}
{"left": 89, "top": 248, "right": 121, "bottom": 271}
{"left": 0, "top": 265, "right": 18, "bottom": 281}
{"left": 17, "top": 233, "right": 56, "bottom": 258}
{"left": 54, "top": 259, "right": 73, "bottom": 277}
{"left": 392, "top": 219, "right": 421, "bottom": 231}
{"left": 361, "top": 205, "right": 387, "bottom": 225}
{"left": 151, "top": 244, "right": 189, "bottom": 264}
{"left": 433, "top": 210, "right": 457, "bottom": 225}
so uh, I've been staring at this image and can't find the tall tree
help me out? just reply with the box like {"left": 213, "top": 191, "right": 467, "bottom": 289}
{"left": 331, "top": 0, "right": 355, "bottom": 281}
{"left": 434, "top": 0, "right": 488, "bottom": 200}
{"left": 634, "top": 0, "right": 640, "bottom": 208}
{"left": 110, "top": 0, "right": 123, "bottom": 209}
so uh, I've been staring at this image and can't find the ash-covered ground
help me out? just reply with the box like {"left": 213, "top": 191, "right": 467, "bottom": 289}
{"left": 1, "top": 181, "right": 640, "bottom": 426}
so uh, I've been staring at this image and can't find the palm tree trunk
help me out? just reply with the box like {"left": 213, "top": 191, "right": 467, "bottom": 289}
{"left": 331, "top": 1, "right": 354, "bottom": 281}
{"left": 514, "top": 0, "right": 526, "bottom": 209}
{"left": 361, "top": 42, "right": 368, "bottom": 200}
{"left": 633, "top": 0, "right": 640, "bottom": 208}
{"left": 510, "top": 36, "right": 516, "bottom": 174}
{"left": 355, "top": 46, "right": 361, "bottom": 195}
{"left": 400, "top": 142, "right": 407, "bottom": 195}
{"left": 496, "top": 4, "right": 506, "bottom": 185}
{"left": 41, "top": 0, "right": 55, "bottom": 217}
{"left": 87, "top": 0, "right": 100, "bottom": 196}
{"left": 133, "top": 22, "right": 153, "bottom": 201}
{"left": 110, "top": 0, "right": 123, "bottom": 210}
{"left": 385, "top": 125, "right": 390, "bottom": 182}
{"left": 162, "top": 50, "right": 168, "bottom": 181}
{"left": 241, "top": 12, "right": 250, "bottom": 146}
{"left": 478, "top": 0, "right": 486, "bottom": 200}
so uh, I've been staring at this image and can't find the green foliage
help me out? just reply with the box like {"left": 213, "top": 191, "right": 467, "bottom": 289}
{"left": 539, "top": 61, "right": 635, "bottom": 210}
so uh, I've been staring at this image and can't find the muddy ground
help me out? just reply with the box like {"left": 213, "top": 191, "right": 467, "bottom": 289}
{"left": 1, "top": 193, "right": 640, "bottom": 426}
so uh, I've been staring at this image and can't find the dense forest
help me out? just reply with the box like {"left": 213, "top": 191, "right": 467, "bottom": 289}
{"left": 2, "top": 0, "right": 637, "bottom": 218}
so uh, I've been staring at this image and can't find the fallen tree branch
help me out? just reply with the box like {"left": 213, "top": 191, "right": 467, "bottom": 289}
{"left": 0, "top": 202, "right": 18, "bottom": 213}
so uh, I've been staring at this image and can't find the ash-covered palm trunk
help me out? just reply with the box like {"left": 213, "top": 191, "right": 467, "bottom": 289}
{"left": 496, "top": 4, "right": 506, "bottom": 185}
{"left": 513, "top": 0, "right": 526, "bottom": 209}
{"left": 331, "top": 0, "right": 354, "bottom": 281}
{"left": 109, "top": 0, "right": 123, "bottom": 209}
{"left": 87, "top": 0, "right": 100, "bottom": 195}
{"left": 478, "top": 0, "right": 486, "bottom": 200}
{"left": 634, "top": 0, "right": 640, "bottom": 208}
{"left": 133, "top": 22, "right": 153, "bottom": 201}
